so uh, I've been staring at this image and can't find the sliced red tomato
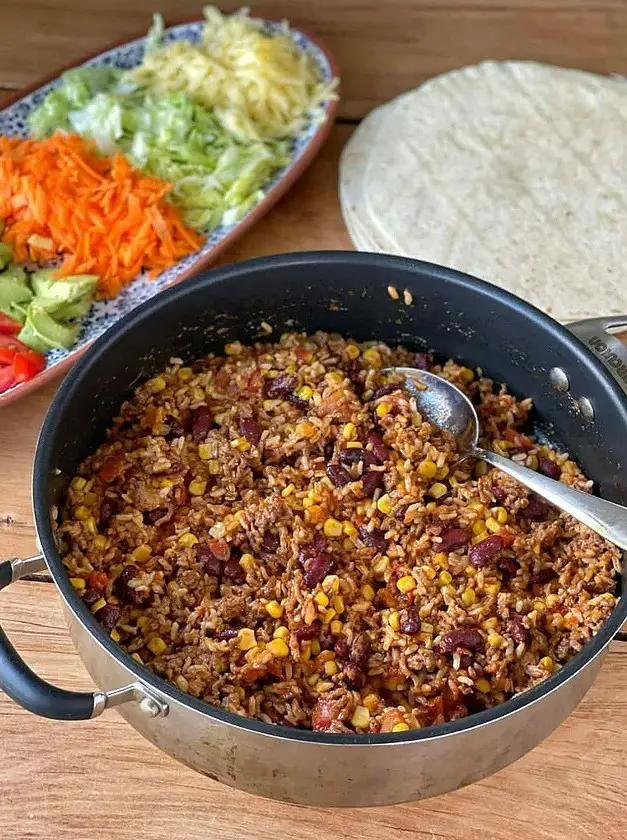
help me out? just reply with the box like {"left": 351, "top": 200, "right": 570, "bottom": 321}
{"left": 0, "top": 313, "right": 22, "bottom": 335}
{"left": 13, "top": 350, "right": 45, "bottom": 383}
{"left": 0, "top": 334, "right": 31, "bottom": 353}
{"left": 0, "top": 365, "right": 17, "bottom": 394}
{"left": 0, "top": 348, "right": 17, "bottom": 365}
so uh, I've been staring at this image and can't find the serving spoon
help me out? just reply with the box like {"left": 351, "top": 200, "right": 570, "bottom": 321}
{"left": 387, "top": 366, "right": 627, "bottom": 551}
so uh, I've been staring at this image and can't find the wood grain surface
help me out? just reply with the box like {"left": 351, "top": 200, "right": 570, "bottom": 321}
{"left": 3, "top": 1, "right": 627, "bottom": 118}
{"left": 2, "top": 4, "right": 627, "bottom": 837}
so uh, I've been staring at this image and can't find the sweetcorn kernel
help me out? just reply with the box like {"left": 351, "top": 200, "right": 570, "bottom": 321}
{"left": 323, "top": 518, "right": 343, "bottom": 538}
{"left": 306, "top": 505, "right": 325, "bottom": 524}
{"left": 322, "top": 574, "right": 340, "bottom": 593}
{"left": 311, "top": 639, "right": 321, "bottom": 655}
{"left": 436, "top": 465, "right": 450, "bottom": 480}
{"left": 362, "top": 348, "right": 381, "bottom": 367}
{"left": 342, "top": 521, "right": 357, "bottom": 537}
{"left": 460, "top": 367, "right": 475, "bottom": 382}
{"left": 230, "top": 436, "right": 251, "bottom": 452}
{"left": 178, "top": 532, "right": 198, "bottom": 547}
{"left": 110, "top": 629, "right": 121, "bottom": 643}
{"left": 397, "top": 575, "right": 417, "bottom": 594}
{"left": 361, "top": 584, "right": 375, "bottom": 601}
{"left": 332, "top": 595, "right": 345, "bottom": 614}
{"left": 482, "top": 617, "right": 499, "bottom": 630}
{"left": 472, "top": 520, "right": 487, "bottom": 535}
{"left": 487, "top": 632, "right": 505, "bottom": 648}
{"left": 388, "top": 611, "right": 400, "bottom": 631}
{"left": 485, "top": 583, "right": 501, "bottom": 596}
{"left": 493, "top": 506, "right": 508, "bottom": 524}
{"left": 438, "top": 570, "right": 453, "bottom": 586}
{"left": 71, "top": 476, "right": 87, "bottom": 490}
{"left": 265, "top": 601, "right": 283, "bottom": 619}
{"left": 461, "top": 589, "right": 476, "bottom": 607}
{"left": 198, "top": 443, "right": 212, "bottom": 460}
{"left": 346, "top": 344, "right": 360, "bottom": 360}
{"left": 392, "top": 722, "right": 410, "bottom": 732}
{"left": 377, "top": 494, "right": 393, "bottom": 514}
{"left": 239, "top": 553, "right": 256, "bottom": 572}
{"left": 238, "top": 629, "right": 257, "bottom": 651}
{"left": 295, "top": 422, "right": 316, "bottom": 439}
{"left": 132, "top": 544, "right": 152, "bottom": 563}
{"left": 188, "top": 479, "right": 207, "bottom": 496}
{"left": 74, "top": 505, "right": 91, "bottom": 521}
{"left": 224, "top": 341, "right": 242, "bottom": 355}
{"left": 281, "top": 484, "right": 295, "bottom": 498}
{"left": 330, "top": 619, "right": 344, "bottom": 634}
{"left": 177, "top": 367, "right": 193, "bottom": 381}
{"left": 297, "top": 385, "right": 313, "bottom": 402}
{"left": 418, "top": 459, "right": 437, "bottom": 479}
{"left": 149, "top": 376, "right": 166, "bottom": 392}
{"left": 474, "top": 461, "right": 488, "bottom": 477}
{"left": 90, "top": 598, "right": 107, "bottom": 613}
{"left": 342, "top": 422, "right": 357, "bottom": 441}
{"left": 147, "top": 636, "right": 167, "bottom": 655}
{"left": 314, "top": 591, "right": 330, "bottom": 607}
{"left": 363, "top": 693, "right": 380, "bottom": 712}
{"left": 421, "top": 565, "right": 437, "bottom": 580}
{"left": 273, "top": 626, "right": 290, "bottom": 641}
{"left": 485, "top": 517, "right": 501, "bottom": 533}
{"left": 267, "top": 639, "right": 289, "bottom": 658}
{"left": 376, "top": 402, "right": 391, "bottom": 418}
{"left": 429, "top": 483, "right": 448, "bottom": 499}
{"left": 94, "top": 534, "right": 108, "bottom": 550}
{"left": 351, "top": 706, "right": 370, "bottom": 728}
{"left": 324, "top": 660, "right": 339, "bottom": 676}
{"left": 322, "top": 608, "right": 336, "bottom": 625}
{"left": 433, "top": 552, "right": 448, "bottom": 569}
{"left": 373, "top": 556, "right": 389, "bottom": 576}
{"left": 69, "top": 577, "right": 86, "bottom": 590}
{"left": 475, "top": 678, "right": 491, "bottom": 693}
{"left": 540, "top": 656, "right": 555, "bottom": 672}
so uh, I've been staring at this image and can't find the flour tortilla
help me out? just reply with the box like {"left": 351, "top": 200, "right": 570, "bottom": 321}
{"left": 341, "top": 60, "right": 627, "bottom": 322}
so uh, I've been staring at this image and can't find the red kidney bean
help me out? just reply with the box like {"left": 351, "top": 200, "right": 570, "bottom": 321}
{"left": 239, "top": 419, "right": 261, "bottom": 445}
{"left": 339, "top": 448, "right": 364, "bottom": 467}
{"left": 326, "top": 462, "right": 352, "bottom": 487}
{"left": 143, "top": 506, "right": 169, "bottom": 526}
{"left": 371, "top": 384, "right": 399, "bottom": 401}
{"left": 312, "top": 698, "right": 337, "bottom": 731}
{"left": 294, "top": 623, "right": 320, "bottom": 642}
{"left": 99, "top": 497, "right": 118, "bottom": 524}
{"left": 164, "top": 415, "right": 186, "bottom": 440}
{"left": 350, "top": 634, "right": 371, "bottom": 665}
{"left": 287, "top": 394, "right": 308, "bottom": 410}
{"left": 358, "top": 526, "right": 388, "bottom": 552}
{"left": 498, "top": 555, "right": 519, "bottom": 579}
{"left": 361, "top": 470, "right": 383, "bottom": 496}
{"left": 264, "top": 373, "right": 300, "bottom": 400}
{"left": 82, "top": 588, "right": 101, "bottom": 607}
{"left": 530, "top": 567, "right": 557, "bottom": 585}
{"left": 223, "top": 555, "right": 245, "bottom": 583}
{"left": 438, "top": 527, "right": 471, "bottom": 553}
{"left": 538, "top": 457, "right": 561, "bottom": 480}
{"left": 366, "top": 431, "right": 389, "bottom": 463}
{"left": 96, "top": 604, "right": 121, "bottom": 633}
{"left": 333, "top": 638, "right": 351, "bottom": 659}
{"left": 190, "top": 405, "right": 213, "bottom": 442}
{"left": 414, "top": 352, "right": 432, "bottom": 370}
{"left": 303, "top": 553, "right": 334, "bottom": 588}
{"left": 522, "top": 494, "right": 550, "bottom": 520}
{"left": 260, "top": 532, "right": 280, "bottom": 556}
{"left": 468, "top": 534, "right": 503, "bottom": 568}
{"left": 217, "top": 628, "right": 239, "bottom": 642}
{"left": 196, "top": 544, "right": 222, "bottom": 577}
{"left": 458, "top": 653, "right": 474, "bottom": 670}
{"left": 439, "top": 628, "right": 483, "bottom": 653}
{"left": 491, "top": 484, "right": 508, "bottom": 503}
{"left": 507, "top": 616, "right": 529, "bottom": 645}
{"left": 343, "top": 663, "right": 366, "bottom": 689}
{"left": 115, "top": 564, "right": 142, "bottom": 604}
{"left": 361, "top": 450, "right": 379, "bottom": 469}
{"left": 400, "top": 607, "right": 421, "bottom": 635}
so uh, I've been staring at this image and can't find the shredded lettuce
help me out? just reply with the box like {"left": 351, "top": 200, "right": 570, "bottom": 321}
{"left": 29, "top": 69, "right": 290, "bottom": 232}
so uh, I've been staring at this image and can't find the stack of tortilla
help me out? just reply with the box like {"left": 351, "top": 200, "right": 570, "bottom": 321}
{"left": 339, "top": 61, "right": 627, "bottom": 323}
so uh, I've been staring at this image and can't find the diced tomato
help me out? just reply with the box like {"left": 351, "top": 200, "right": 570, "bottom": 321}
{"left": 0, "top": 334, "right": 32, "bottom": 353}
{"left": 0, "top": 365, "right": 16, "bottom": 394}
{"left": 500, "top": 530, "right": 516, "bottom": 549}
{"left": 0, "top": 348, "right": 17, "bottom": 365}
{"left": 99, "top": 455, "right": 125, "bottom": 483}
{"left": 13, "top": 350, "right": 45, "bottom": 383}
{"left": 87, "top": 570, "right": 109, "bottom": 593}
{"left": 0, "top": 313, "right": 22, "bottom": 335}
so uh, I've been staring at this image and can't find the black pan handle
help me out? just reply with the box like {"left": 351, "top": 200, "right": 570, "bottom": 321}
{"left": 0, "top": 555, "right": 104, "bottom": 720}
{"left": 568, "top": 316, "right": 627, "bottom": 396}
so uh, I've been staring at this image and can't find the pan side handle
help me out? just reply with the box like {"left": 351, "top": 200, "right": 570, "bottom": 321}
{"left": 568, "top": 316, "right": 627, "bottom": 395}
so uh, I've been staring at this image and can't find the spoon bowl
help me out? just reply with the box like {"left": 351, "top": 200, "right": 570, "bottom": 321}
{"left": 386, "top": 365, "right": 627, "bottom": 551}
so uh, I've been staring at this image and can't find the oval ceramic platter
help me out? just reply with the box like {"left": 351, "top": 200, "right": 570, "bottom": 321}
{"left": 0, "top": 16, "right": 339, "bottom": 407}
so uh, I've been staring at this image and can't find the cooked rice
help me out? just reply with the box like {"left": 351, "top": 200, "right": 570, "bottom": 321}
{"left": 56, "top": 332, "right": 620, "bottom": 734}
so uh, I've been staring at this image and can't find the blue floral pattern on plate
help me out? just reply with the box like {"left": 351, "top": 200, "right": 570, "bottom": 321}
{"left": 0, "top": 20, "right": 335, "bottom": 373}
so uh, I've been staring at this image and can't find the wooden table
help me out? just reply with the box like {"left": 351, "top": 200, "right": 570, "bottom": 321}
{"left": 1, "top": 3, "right": 627, "bottom": 838}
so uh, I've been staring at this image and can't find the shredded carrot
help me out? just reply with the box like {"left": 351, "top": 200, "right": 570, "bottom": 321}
{"left": 0, "top": 133, "right": 203, "bottom": 298}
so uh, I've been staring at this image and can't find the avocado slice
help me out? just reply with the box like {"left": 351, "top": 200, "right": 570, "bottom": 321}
{"left": 1, "top": 265, "right": 29, "bottom": 287}
{"left": 0, "top": 276, "right": 32, "bottom": 321}
{"left": 18, "top": 304, "right": 79, "bottom": 353}
{"left": 0, "top": 244, "right": 12, "bottom": 271}
{"left": 52, "top": 297, "right": 93, "bottom": 321}
{"left": 30, "top": 270, "right": 98, "bottom": 313}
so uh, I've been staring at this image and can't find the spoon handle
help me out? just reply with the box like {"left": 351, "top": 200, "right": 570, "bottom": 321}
{"left": 474, "top": 446, "right": 627, "bottom": 551}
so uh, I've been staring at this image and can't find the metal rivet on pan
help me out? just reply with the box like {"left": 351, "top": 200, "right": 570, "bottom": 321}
{"left": 139, "top": 697, "right": 162, "bottom": 718}
{"left": 578, "top": 397, "right": 595, "bottom": 421}
{"left": 549, "top": 368, "right": 569, "bottom": 392}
